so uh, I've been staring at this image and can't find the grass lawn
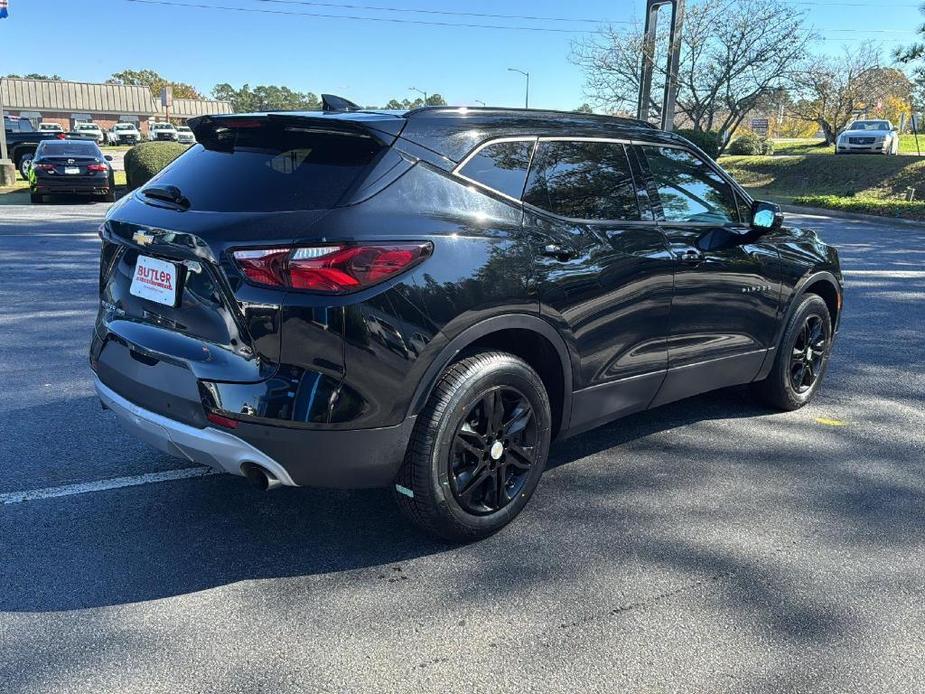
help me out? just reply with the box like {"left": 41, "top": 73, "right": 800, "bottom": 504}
{"left": 772, "top": 135, "right": 925, "bottom": 156}
{"left": 719, "top": 152, "right": 925, "bottom": 221}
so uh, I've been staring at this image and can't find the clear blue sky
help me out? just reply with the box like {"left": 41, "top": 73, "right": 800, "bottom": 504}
{"left": 0, "top": 0, "right": 920, "bottom": 110}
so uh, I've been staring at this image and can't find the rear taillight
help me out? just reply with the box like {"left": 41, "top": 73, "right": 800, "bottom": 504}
{"left": 55, "top": 133, "right": 67, "bottom": 139}
{"left": 87, "top": 163, "right": 108, "bottom": 172}
{"left": 34, "top": 163, "right": 55, "bottom": 172}
{"left": 232, "top": 243, "right": 432, "bottom": 293}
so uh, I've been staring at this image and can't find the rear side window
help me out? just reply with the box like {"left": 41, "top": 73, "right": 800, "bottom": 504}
{"left": 146, "top": 122, "right": 382, "bottom": 212}
{"left": 523, "top": 141, "right": 640, "bottom": 221}
{"left": 639, "top": 145, "right": 739, "bottom": 224}
{"left": 457, "top": 140, "right": 534, "bottom": 200}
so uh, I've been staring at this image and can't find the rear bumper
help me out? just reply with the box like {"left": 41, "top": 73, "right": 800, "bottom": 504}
{"left": 34, "top": 179, "right": 110, "bottom": 195}
{"left": 95, "top": 374, "right": 297, "bottom": 486}
{"left": 94, "top": 370, "right": 414, "bottom": 489}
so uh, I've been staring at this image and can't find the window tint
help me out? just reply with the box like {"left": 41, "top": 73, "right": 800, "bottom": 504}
{"left": 147, "top": 123, "right": 381, "bottom": 212}
{"left": 458, "top": 140, "right": 534, "bottom": 200}
{"left": 640, "top": 146, "right": 739, "bottom": 224}
{"left": 523, "top": 141, "right": 640, "bottom": 221}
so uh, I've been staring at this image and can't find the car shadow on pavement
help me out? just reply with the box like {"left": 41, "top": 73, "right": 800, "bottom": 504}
{"left": 5, "top": 375, "right": 921, "bottom": 621}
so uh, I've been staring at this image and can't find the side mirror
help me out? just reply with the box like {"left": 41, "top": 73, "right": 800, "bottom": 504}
{"left": 751, "top": 200, "right": 783, "bottom": 232}
{"left": 104, "top": 155, "right": 113, "bottom": 161}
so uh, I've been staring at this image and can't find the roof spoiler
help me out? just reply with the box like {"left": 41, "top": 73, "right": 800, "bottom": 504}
{"left": 321, "top": 94, "right": 362, "bottom": 112}
{"left": 187, "top": 111, "right": 405, "bottom": 146}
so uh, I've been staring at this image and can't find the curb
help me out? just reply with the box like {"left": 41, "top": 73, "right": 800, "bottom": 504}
{"left": 782, "top": 205, "right": 925, "bottom": 229}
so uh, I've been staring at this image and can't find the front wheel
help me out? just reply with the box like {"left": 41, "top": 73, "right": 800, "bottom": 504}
{"left": 752, "top": 294, "right": 833, "bottom": 411}
{"left": 394, "top": 352, "right": 552, "bottom": 542}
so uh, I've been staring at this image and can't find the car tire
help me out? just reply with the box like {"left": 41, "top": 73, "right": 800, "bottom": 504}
{"left": 16, "top": 153, "right": 33, "bottom": 180}
{"left": 393, "top": 351, "right": 552, "bottom": 542}
{"left": 30, "top": 193, "right": 44, "bottom": 204}
{"left": 101, "top": 190, "right": 116, "bottom": 203}
{"left": 752, "top": 294, "right": 833, "bottom": 411}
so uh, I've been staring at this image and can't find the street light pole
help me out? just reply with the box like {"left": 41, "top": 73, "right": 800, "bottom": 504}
{"left": 409, "top": 86, "right": 428, "bottom": 106}
{"left": 507, "top": 68, "right": 529, "bottom": 109}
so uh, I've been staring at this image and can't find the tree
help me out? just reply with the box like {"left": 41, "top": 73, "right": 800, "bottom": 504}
{"left": 211, "top": 83, "right": 321, "bottom": 112}
{"left": 570, "top": 0, "right": 813, "bottom": 152}
{"left": 109, "top": 69, "right": 201, "bottom": 99}
{"left": 380, "top": 94, "right": 446, "bottom": 110}
{"left": 4, "top": 73, "right": 63, "bottom": 80}
{"left": 895, "top": 8, "right": 925, "bottom": 106}
{"left": 574, "top": 103, "right": 594, "bottom": 113}
{"left": 787, "top": 44, "right": 888, "bottom": 144}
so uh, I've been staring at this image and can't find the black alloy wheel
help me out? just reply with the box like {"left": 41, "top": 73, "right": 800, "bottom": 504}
{"left": 449, "top": 386, "right": 538, "bottom": 515}
{"left": 789, "top": 314, "right": 828, "bottom": 394}
{"left": 393, "top": 351, "right": 551, "bottom": 542}
{"left": 752, "top": 293, "right": 833, "bottom": 411}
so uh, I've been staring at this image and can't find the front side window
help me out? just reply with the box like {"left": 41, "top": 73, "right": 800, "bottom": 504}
{"left": 639, "top": 145, "right": 739, "bottom": 224}
{"left": 457, "top": 140, "right": 534, "bottom": 200}
{"left": 523, "top": 140, "right": 640, "bottom": 221}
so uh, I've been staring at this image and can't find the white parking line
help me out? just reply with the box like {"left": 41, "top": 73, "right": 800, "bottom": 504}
{"left": 0, "top": 467, "right": 219, "bottom": 505}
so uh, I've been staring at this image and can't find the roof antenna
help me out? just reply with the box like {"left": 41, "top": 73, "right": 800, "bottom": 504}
{"left": 321, "top": 94, "right": 362, "bottom": 112}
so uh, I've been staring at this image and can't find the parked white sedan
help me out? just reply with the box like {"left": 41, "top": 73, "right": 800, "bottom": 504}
{"left": 835, "top": 120, "right": 899, "bottom": 155}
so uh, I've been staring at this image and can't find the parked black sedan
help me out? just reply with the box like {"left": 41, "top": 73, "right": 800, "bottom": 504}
{"left": 28, "top": 139, "right": 116, "bottom": 204}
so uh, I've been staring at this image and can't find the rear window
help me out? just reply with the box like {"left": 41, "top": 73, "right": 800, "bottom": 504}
{"left": 146, "top": 122, "right": 382, "bottom": 212}
{"left": 39, "top": 141, "right": 99, "bottom": 157}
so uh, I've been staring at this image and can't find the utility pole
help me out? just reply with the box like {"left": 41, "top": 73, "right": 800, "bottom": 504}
{"left": 507, "top": 68, "right": 530, "bottom": 109}
{"left": 637, "top": 0, "right": 685, "bottom": 132}
{"left": 409, "top": 86, "right": 428, "bottom": 106}
{"left": 0, "top": 78, "right": 15, "bottom": 186}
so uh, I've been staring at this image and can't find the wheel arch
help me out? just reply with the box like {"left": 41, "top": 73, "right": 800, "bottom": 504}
{"left": 408, "top": 315, "right": 575, "bottom": 439}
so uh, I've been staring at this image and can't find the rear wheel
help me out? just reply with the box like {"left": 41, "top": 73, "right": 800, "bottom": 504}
{"left": 752, "top": 294, "right": 832, "bottom": 411}
{"left": 394, "top": 352, "right": 552, "bottom": 542}
{"left": 17, "top": 153, "right": 33, "bottom": 180}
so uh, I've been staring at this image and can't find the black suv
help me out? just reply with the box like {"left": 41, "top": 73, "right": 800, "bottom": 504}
{"left": 91, "top": 102, "right": 842, "bottom": 541}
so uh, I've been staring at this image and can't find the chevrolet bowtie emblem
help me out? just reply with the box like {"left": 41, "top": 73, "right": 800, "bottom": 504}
{"left": 132, "top": 231, "right": 154, "bottom": 246}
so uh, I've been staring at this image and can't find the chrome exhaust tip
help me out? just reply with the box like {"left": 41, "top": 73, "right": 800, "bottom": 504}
{"left": 242, "top": 463, "right": 282, "bottom": 491}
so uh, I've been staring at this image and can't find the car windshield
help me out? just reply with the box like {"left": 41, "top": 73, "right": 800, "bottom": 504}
{"left": 39, "top": 142, "right": 99, "bottom": 157}
{"left": 77, "top": 124, "right": 98, "bottom": 130}
{"left": 178, "top": 127, "right": 191, "bottom": 132}
{"left": 153, "top": 124, "right": 172, "bottom": 129}
{"left": 115, "top": 124, "right": 134, "bottom": 130}
{"left": 849, "top": 121, "right": 889, "bottom": 131}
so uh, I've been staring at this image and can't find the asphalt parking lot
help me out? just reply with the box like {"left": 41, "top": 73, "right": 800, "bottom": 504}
{"left": 0, "top": 203, "right": 923, "bottom": 693}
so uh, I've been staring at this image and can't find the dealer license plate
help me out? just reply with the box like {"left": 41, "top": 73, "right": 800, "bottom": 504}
{"left": 129, "top": 255, "right": 178, "bottom": 307}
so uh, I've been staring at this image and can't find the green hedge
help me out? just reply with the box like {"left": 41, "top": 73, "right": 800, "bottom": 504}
{"left": 727, "top": 133, "right": 774, "bottom": 156}
{"left": 124, "top": 142, "right": 189, "bottom": 190}
{"left": 674, "top": 128, "right": 723, "bottom": 159}
{"left": 792, "top": 194, "right": 925, "bottom": 221}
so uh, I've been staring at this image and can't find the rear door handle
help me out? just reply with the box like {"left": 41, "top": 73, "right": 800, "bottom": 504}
{"left": 542, "top": 244, "right": 576, "bottom": 261}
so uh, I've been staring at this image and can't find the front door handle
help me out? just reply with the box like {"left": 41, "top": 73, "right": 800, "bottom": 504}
{"left": 542, "top": 244, "right": 575, "bottom": 261}
{"left": 676, "top": 247, "right": 703, "bottom": 264}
